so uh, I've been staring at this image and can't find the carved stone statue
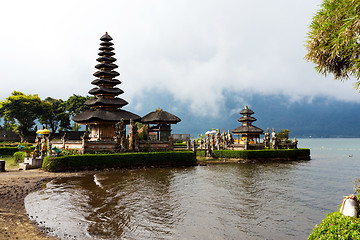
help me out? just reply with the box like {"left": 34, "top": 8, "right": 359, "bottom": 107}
{"left": 40, "top": 135, "right": 47, "bottom": 157}
{"left": 115, "top": 119, "right": 126, "bottom": 151}
{"left": 61, "top": 132, "right": 67, "bottom": 149}
{"left": 128, "top": 119, "right": 139, "bottom": 151}
{"left": 271, "top": 128, "right": 278, "bottom": 149}
{"left": 293, "top": 137, "right": 298, "bottom": 149}
{"left": 263, "top": 128, "right": 270, "bottom": 148}
{"left": 227, "top": 130, "right": 234, "bottom": 145}
{"left": 215, "top": 129, "right": 221, "bottom": 150}
{"left": 271, "top": 128, "right": 276, "bottom": 138}
{"left": 221, "top": 129, "right": 227, "bottom": 149}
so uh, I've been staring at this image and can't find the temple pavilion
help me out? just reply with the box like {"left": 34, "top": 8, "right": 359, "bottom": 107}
{"left": 72, "top": 32, "right": 140, "bottom": 141}
{"left": 141, "top": 108, "right": 181, "bottom": 141}
{"left": 232, "top": 106, "right": 264, "bottom": 148}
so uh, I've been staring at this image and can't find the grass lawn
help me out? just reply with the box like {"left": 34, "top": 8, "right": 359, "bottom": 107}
{"left": 1, "top": 155, "right": 19, "bottom": 170}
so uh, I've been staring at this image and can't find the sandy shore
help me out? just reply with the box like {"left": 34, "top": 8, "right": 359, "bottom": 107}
{"left": 0, "top": 169, "right": 84, "bottom": 240}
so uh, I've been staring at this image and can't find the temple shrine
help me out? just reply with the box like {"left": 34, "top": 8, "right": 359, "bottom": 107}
{"left": 141, "top": 108, "right": 181, "bottom": 141}
{"left": 231, "top": 106, "right": 264, "bottom": 149}
{"left": 72, "top": 32, "right": 141, "bottom": 142}
{"left": 51, "top": 33, "right": 180, "bottom": 153}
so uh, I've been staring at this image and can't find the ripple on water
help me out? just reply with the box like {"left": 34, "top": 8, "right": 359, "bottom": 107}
{"left": 25, "top": 140, "right": 360, "bottom": 239}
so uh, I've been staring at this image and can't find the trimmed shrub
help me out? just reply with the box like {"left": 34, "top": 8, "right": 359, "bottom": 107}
{"left": 43, "top": 151, "right": 197, "bottom": 172}
{"left": 0, "top": 147, "right": 22, "bottom": 156}
{"left": 196, "top": 150, "right": 206, "bottom": 158}
{"left": 13, "top": 151, "right": 25, "bottom": 163}
{"left": 173, "top": 142, "right": 187, "bottom": 146}
{"left": 212, "top": 149, "right": 310, "bottom": 160}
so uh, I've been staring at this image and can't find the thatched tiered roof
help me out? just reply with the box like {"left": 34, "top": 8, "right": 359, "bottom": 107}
{"left": 232, "top": 106, "right": 264, "bottom": 135}
{"left": 72, "top": 32, "right": 140, "bottom": 124}
{"left": 141, "top": 108, "right": 181, "bottom": 124}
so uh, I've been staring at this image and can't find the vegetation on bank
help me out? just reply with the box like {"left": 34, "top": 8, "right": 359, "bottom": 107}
{"left": 308, "top": 211, "right": 360, "bottom": 240}
{"left": 0, "top": 91, "right": 91, "bottom": 141}
{"left": 197, "top": 149, "right": 310, "bottom": 160}
{"left": 308, "top": 195, "right": 360, "bottom": 240}
{"left": 42, "top": 151, "right": 197, "bottom": 172}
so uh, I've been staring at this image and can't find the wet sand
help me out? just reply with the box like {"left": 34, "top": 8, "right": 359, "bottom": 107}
{"left": 0, "top": 169, "right": 83, "bottom": 239}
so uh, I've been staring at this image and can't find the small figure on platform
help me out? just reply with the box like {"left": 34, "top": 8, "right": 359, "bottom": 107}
{"left": 263, "top": 128, "right": 270, "bottom": 148}
{"left": 61, "top": 132, "right": 67, "bottom": 149}
{"left": 40, "top": 135, "right": 47, "bottom": 157}
{"left": 215, "top": 129, "right": 221, "bottom": 150}
{"left": 293, "top": 137, "right": 298, "bottom": 149}
{"left": 271, "top": 128, "right": 278, "bottom": 149}
{"left": 227, "top": 130, "right": 234, "bottom": 145}
{"left": 221, "top": 129, "right": 227, "bottom": 149}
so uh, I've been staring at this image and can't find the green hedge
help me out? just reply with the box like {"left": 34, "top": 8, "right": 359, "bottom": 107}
{"left": 42, "top": 151, "right": 197, "bottom": 172}
{"left": 212, "top": 149, "right": 310, "bottom": 160}
{"left": 0, "top": 147, "right": 21, "bottom": 156}
{"left": 13, "top": 152, "right": 25, "bottom": 163}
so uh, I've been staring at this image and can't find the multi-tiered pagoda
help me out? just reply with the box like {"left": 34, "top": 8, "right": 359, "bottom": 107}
{"left": 73, "top": 32, "right": 140, "bottom": 141}
{"left": 232, "top": 106, "right": 264, "bottom": 145}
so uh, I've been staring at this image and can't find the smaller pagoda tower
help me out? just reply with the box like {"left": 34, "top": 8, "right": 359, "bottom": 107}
{"left": 232, "top": 106, "right": 264, "bottom": 146}
{"left": 141, "top": 108, "right": 181, "bottom": 141}
{"left": 72, "top": 33, "right": 140, "bottom": 141}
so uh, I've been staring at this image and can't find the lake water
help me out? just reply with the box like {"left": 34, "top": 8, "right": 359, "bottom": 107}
{"left": 25, "top": 138, "right": 360, "bottom": 239}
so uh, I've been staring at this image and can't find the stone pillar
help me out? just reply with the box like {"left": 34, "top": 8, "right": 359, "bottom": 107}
{"left": 192, "top": 140, "right": 197, "bottom": 154}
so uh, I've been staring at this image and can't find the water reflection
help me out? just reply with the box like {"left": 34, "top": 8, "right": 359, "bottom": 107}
{"left": 25, "top": 151, "right": 358, "bottom": 240}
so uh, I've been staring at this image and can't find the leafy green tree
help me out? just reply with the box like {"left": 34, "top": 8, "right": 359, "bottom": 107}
{"left": 136, "top": 122, "right": 148, "bottom": 140}
{"left": 305, "top": 0, "right": 360, "bottom": 89}
{"left": 38, "top": 97, "right": 71, "bottom": 133}
{"left": 0, "top": 91, "right": 42, "bottom": 142}
{"left": 277, "top": 129, "right": 290, "bottom": 140}
{"left": 63, "top": 94, "right": 91, "bottom": 131}
{"left": 63, "top": 94, "right": 91, "bottom": 117}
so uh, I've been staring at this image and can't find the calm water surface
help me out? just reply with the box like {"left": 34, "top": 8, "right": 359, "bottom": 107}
{"left": 25, "top": 138, "right": 360, "bottom": 239}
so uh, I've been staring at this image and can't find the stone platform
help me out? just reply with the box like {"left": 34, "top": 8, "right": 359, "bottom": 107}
{"left": 19, "top": 157, "right": 44, "bottom": 170}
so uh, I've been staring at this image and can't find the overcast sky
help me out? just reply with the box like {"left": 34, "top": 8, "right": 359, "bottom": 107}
{"left": 1, "top": 0, "right": 360, "bottom": 118}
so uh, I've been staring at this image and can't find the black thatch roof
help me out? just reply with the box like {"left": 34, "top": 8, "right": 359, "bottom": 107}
{"left": 98, "top": 51, "right": 115, "bottom": 57}
{"left": 85, "top": 97, "right": 128, "bottom": 107}
{"left": 100, "top": 32, "right": 113, "bottom": 41}
{"left": 232, "top": 125, "right": 264, "bottom": 134}
{"left": 73, "top": 32, "right": 140, "bottom": 125}
{"left": 96, "top": 56, "right": 116, "bottom": 62}
{"left": 91, "top": 78, "right": 121, "bottom": 86}
{"left": 89, "top": 86, "right": 124, "bottom": 96}
{"left": 72, "top": 108, "right": 140, "bottom": 124}
{"left": 240, "top": 106, "right": 254, "bottom": 115}
{"left": 238, "top": 116, "right": 257, "bottom": 122}
{"left": 141, "top": 109, "right": 181, "bottom": 124}
{"left": 95, "top": 63, "right": 118, "bottom": 70}
{"left": 93, "top": 70, "right": 120, "bottom": 78}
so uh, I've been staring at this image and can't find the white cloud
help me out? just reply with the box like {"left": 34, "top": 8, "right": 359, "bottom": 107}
{"left": 1, "top": 0, "right": 359, "bottom": 118}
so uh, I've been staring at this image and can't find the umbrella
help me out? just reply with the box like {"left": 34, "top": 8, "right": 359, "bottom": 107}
{"left": 36, "top": 129, "right": 50, "bottom": 135}
{"left": 205, "top": 130, "right": 217, "bottom": 135}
